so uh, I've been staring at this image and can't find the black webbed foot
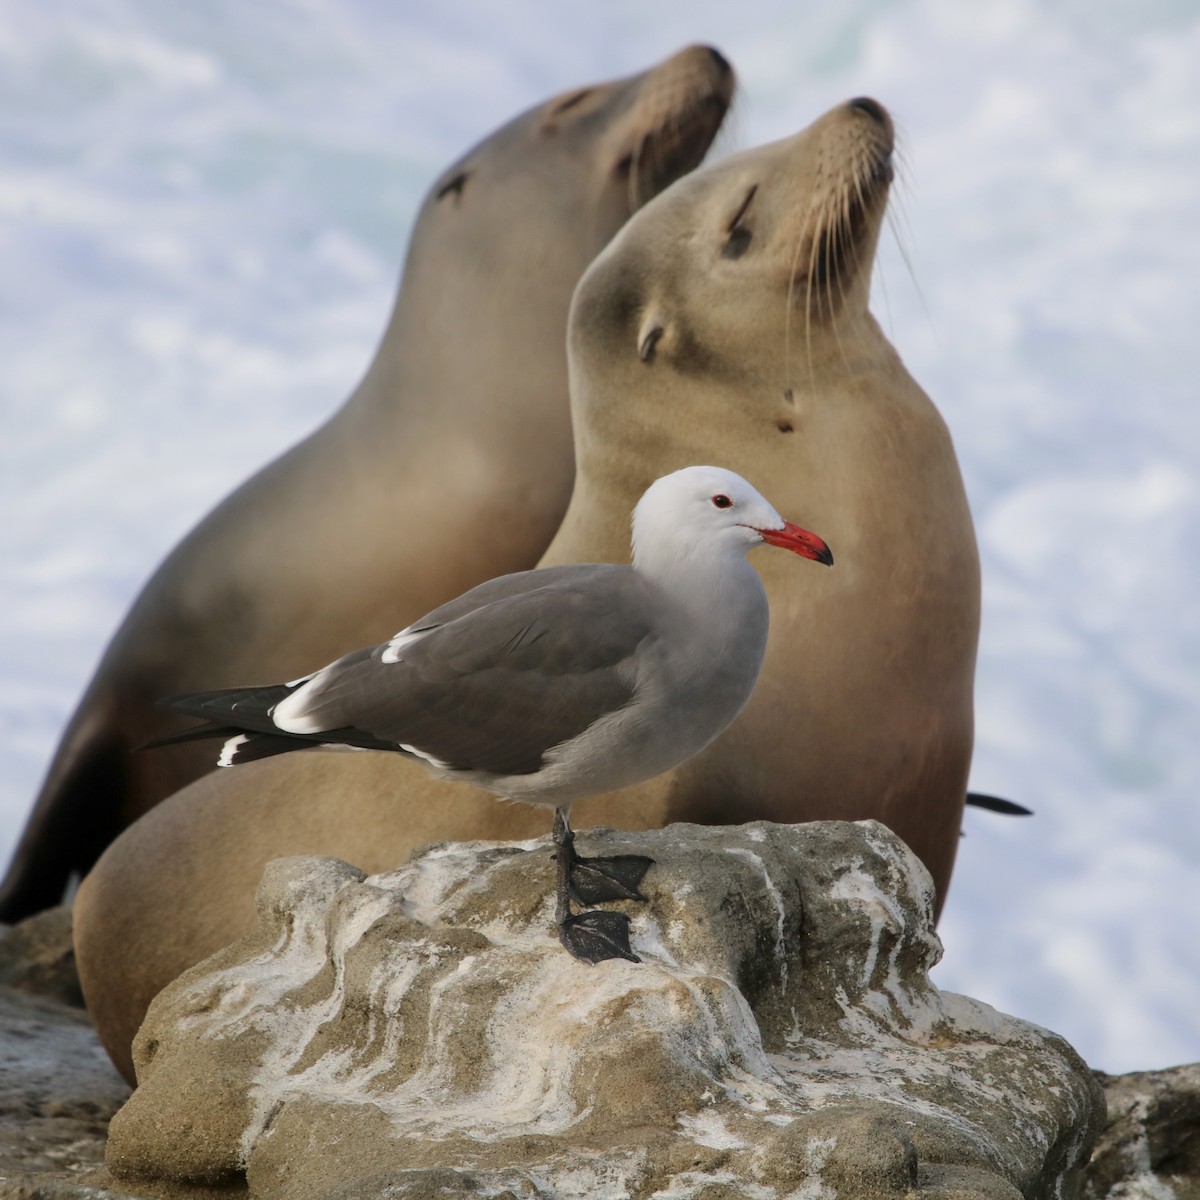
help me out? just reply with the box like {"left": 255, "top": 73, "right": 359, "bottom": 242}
{"left": 569, "top": 854, "right": 655, "bottom": 905}
{"left": 550, "top": 806, "right": 649, "bottom": 964}
{"left": 558, "top": 909, "right": 641, "bottom": 964}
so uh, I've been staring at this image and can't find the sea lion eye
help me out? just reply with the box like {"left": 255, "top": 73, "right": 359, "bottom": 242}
{"left": 722, "top": 185, "right": 757, "bottom": 260}
{"left": 435, "top": 172, "right": 469, "bottom": 203}
{"left": 552, "top": 89, "right": 593, "bottom": 115}
{"left": 711, "top": 494, "right": 733, "bottom": 509}
{"left": 639, "top": 324, "right": 663, "bottom": 363}
{"left": 723, "top": 226, "right": 752, "bottom": 259}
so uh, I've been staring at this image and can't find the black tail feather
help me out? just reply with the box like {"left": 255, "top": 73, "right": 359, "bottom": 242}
{"left": 145, "top": 682, "right": 399, "bottom": 767}
{"left": 155, "top": 683, "right": 298, "bottom": 735}
{"left": 142, "top": 683, "right": 313, "bottom": 765}
{"left": 217, "top": 732, "right": 325, "bottom": 765}
{"left": 137, "top": 721, "right": 242, "bottom": 751}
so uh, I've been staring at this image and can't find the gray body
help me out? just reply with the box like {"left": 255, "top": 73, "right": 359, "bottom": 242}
{"left": 161, "top": 465, "right": 823, "bottom": 817}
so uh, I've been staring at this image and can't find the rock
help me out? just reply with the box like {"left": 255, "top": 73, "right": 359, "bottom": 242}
{"left": 0, "top": 907, "right": 83, "bottom": 1008}
{"left": 104, "top": 820, "right": 1106, "bottom": 1200}
{"left": 0, "top": 984, "right": 130, "bottom": 1194}
{"left": 0, "top": 912, "right": 152, "bottom": 1197}
{"left": 1087, "top": 1062, "right": 1200, "bottom": 1199}
{"left": 0, "top": 945, "right": 225, "bottom": 1199}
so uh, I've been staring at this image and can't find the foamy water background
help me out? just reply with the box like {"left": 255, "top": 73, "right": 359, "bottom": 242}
{"left": 1, "top": 0, "right": 1196, "bottom": 1073}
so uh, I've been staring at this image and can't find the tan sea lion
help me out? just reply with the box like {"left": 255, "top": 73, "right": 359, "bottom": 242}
{"left": 0, "top": 45, "right": 734, "bottom": 921}
{"left": 76, "top": 96, "right": 980, "bottom": 1083}
{"left": 543, "top": 95, "right": 978, "bottom": 874}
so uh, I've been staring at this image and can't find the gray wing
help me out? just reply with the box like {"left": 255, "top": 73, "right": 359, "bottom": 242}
{"left": 280, "top": 567, "right": 659, "bottom": 777}
{"left": 392, "top": 564, "right": 590, "bottom": 635}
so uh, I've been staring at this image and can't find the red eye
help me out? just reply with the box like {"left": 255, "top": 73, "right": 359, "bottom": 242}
{"left": 711, "top": 494, "right": 732, "bottom": 509}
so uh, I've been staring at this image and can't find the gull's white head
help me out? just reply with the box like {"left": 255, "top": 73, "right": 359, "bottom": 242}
{"left": 631, "top": 465, "right": 833, "bottom": 569}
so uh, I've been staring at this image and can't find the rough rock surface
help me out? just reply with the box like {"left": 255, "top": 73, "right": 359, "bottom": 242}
{"left": 1086, "top": 1062, "right": 1200, "bottom": 1199}
{"left": 0, "top": 983, "right": 130, "bottom": 1196}
{"left": 104, "top": 820, "right": 1105, "bottom": 1200}
{"left": 0, "top": 907, "right": 82, "bottom": 1008}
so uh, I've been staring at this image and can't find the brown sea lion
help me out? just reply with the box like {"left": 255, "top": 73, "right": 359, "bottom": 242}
{"left": 75, "top": 96, "right": 980, "bottom": 1083}
{"left": 0, "top": 45, "right": 734, "bottom": 922}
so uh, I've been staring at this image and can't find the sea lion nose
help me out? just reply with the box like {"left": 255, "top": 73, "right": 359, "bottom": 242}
{"left": 848, "top": 96, "right": 888, "bottom": 125}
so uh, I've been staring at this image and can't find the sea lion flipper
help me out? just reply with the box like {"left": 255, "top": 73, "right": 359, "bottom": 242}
{"left": 0, "top": 709, "right": 127, "bottom": 922}
{"left": 964, "top": 792, "right": 1033, "bottom": 817}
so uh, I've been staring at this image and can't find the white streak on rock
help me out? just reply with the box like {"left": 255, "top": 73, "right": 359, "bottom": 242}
{"left": 676, "top": 1109, "right": 746, "bottom": 1150}
{"left": 726, "top": 845, "right": 788, "bottom": 989}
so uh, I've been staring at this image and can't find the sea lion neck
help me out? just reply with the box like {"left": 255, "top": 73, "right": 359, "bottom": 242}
{"left": 339, "top": 44, "right": 736, "bottom": 441}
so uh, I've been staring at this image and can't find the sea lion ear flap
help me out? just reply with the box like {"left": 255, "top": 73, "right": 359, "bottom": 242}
{"left": 637, "top": 310, "right": 669, "bottom": 363}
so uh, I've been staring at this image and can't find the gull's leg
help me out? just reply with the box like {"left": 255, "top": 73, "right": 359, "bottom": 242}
{"left": 547, "top": 806, "right": 654, "bottom": 905}
{"left": 552, "top": 806, "right": 576, "bottom": 931}
{"left": 552, "top": 806, "right": 640, "bottom": 965}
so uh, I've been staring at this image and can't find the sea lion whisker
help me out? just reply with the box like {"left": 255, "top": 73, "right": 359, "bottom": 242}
{"left": 851, "top": 166, "right": 870, "bottom": 227}
{"left": 829, "top": 187, "right": 850, "bottom": 271}
{"left": 813, "top": 197, "right": 838, "bottom": 312}
{"left": 834, "top": 221, "right": 855, "bottom": 308}
{"left": 786, "top": 248, "right": 810, "bottom": 384}
{"left": 885, "top": 206, "right": 933, "bottom": 330}
{"left": 782, "top": 272, "right": 794, "bottom": 380}
{"left": 783, "top": 210, "right": 812, "bottom": 379}
{"left": 878, "top": 150, "right": 923, "bottom": 315}
{"left": 803, "top": 218, "right": 821, "bottom": 383}
{"left": 886, "top": 208, "right": 917, "bottom": 284}
{"left": 839, "top": 190, "right": 865, "bottom": 291}
{"left": 816, "top": 201, "right": 836, "bottom": 304}
{"left": 824, "top": 221, "right": 854, "bottom": 372}
{"left": 886, "top": 183, "right": 916, "bottom": 250}
{"left": 833, "top": 186, "right": 853, "bottom": 261}
{"left": 782, "top": 240, "right": 798, "bottom": 378}
{"left": 874, "top": 246, "right": 895, "bottom": 339}
{"left": 833, "top": 194, "right": 861, "bottom": 319}
{"left": 884, "top": 167, "right": 919, "bottom": 271}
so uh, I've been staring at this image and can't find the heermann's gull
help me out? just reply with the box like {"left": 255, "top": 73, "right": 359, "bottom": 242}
{"left": 152, "top": 465, "right": 833, "bottom": 963}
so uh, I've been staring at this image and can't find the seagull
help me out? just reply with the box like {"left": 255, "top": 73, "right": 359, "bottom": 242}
{"left": 151, "top": 466, "right": 833, "bottom": 964}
